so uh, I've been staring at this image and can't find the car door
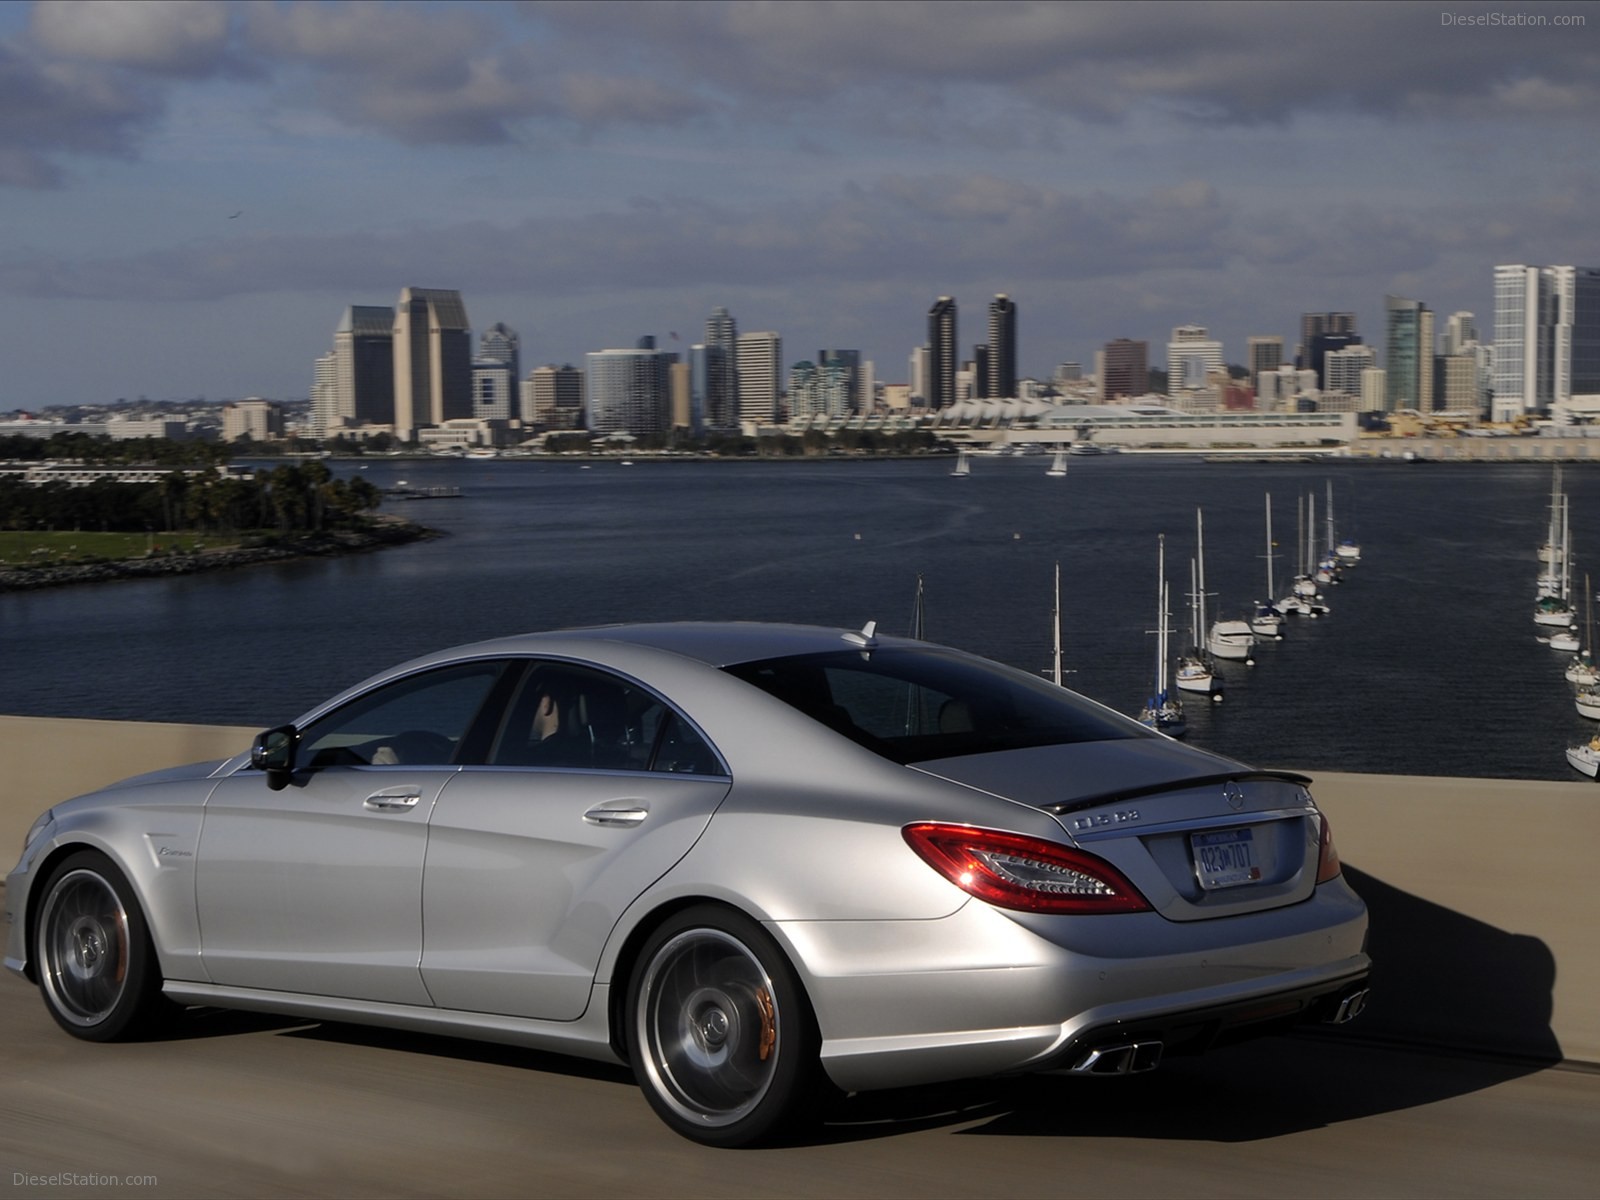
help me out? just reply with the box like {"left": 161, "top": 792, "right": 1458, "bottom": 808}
{"left": 419, "top": 660, "right": 732, "bottom": 1020}
{"left": 196, "top": 659, "right": 510, "bottom": 1005}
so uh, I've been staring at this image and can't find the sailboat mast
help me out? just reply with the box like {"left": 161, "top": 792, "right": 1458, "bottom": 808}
{"left": 1155, "top": 535, "right": 1167, "bottom": 699}
{"left": 1052, "top": 560, "right": 1063, "bottom": 687}
{"left": 1196, "top": 508, "right": 1208, "bottom": 636}
{"left": 1265, "top": 492, "right": 1276, "bottom": 598}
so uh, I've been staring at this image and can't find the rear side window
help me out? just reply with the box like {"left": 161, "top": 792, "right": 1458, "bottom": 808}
{"left": 725, "top": 647, "right": 1143, "bottom": 764}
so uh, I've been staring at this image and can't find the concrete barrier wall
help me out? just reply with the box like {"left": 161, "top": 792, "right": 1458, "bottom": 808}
{"left": 2, "top": 717, "right": 1595, "bottom": 1064}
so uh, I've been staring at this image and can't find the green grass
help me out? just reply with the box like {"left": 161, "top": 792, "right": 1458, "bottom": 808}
{"left": 0, "top": 530, "right": 243, "bottom": 567}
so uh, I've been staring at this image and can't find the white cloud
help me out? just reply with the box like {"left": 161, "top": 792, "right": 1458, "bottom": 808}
{"left": 31, "top": 0, "right": 231, "bottom": 76}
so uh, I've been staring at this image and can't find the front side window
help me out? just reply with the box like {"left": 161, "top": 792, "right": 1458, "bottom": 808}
{"left": 725, "top": 647, "right": 1145, "bottom": 764}
{"left": 298, "top": 661, "right": 507, "bottom": 769}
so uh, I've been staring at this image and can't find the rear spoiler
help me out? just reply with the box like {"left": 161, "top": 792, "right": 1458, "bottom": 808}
{"left": 1043, "top": 770, "right": 1314, "bottom": 817}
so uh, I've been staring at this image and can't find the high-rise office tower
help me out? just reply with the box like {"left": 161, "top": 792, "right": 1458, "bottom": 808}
{"left": 817, "top": 350, "right": 862, "bottom": 414}
{"left": 736, "top": 332, "right": 782, "bottom": 425}
{"left": 1493, "top": 265, "right": 1600, "bottom": 421}
{"left": 1306, "top": 332, "right": 1362, "bottom": 390}
{"left": 789, "top": 359, "right": 854, "bottom": 421}
{"left": 472, "top": 322, "right": 520, "bottom": 422}
{"left": 1298, "top": 312, "right": 1357, "bottom": 367}
{"left": 528, "top": 364, "right": 584, "bottom": 429}
{"left": 1101, "top": 338, "right": 1148, "bottom": 400}
{"left": 987, "top": 294, "right": 1017, "bottom": 400}
{"left": 585, "top": 346, "right": 671, "bottom": 435}
{"left": 1443, "top": 312, "right": 1478, "bottom": 357}
{"left": 704, "top": 306, "right": 739, "bottom": 430}
{"left": 333, "top": 304, "right": 396, "bottom": 428}
{"left": 909, "top": 345, "right": 929, "bottom": 405}
{"left": 1384, "top": 295, "right": 1434, "bottom": 412}
{"left": 1323, "top": 345, "right": 1377, "bottom": 399}
{"left": 1247, "top": 336, "right": 1284, "bottom": 397}
{"left": 310, "top": 351, "right": 338, "bottom": 438}
{"left": 478, "top": 322, "right": 520, "bottom": 376}
{"left": 393, "top": 287, "right": 472, "bottom": 440}
{"left": 928, "top": 296, "right": 958, "bottom": 410}
{"left": 971, "top": 346, "right": 990, "bottom": 400}
{"left": 1166, "top": 324, "right": 1223, "bottom": 393}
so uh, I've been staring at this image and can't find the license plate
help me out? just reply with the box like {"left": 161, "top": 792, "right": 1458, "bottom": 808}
{"left": 1192, "top": 827, "right": 1261, "bottom": 890}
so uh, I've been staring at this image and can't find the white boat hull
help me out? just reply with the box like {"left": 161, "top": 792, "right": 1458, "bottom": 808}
{"left": 1577, "top": 692, "right": 1600, "bottom": 720}
{"left": 1207, "top": 621, "right": 1256, "bottom": 662}
{"left": 1567, "top": 742, "right": 1600, "bottom": 776}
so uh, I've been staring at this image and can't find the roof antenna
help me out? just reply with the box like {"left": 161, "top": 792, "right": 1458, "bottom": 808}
{"left": 842, "top": 620, "right": 879, "bottom": 649}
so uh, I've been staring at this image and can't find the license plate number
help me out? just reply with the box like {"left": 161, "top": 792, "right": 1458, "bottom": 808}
{"left": 1192, "top": 828, "right": 1261, "bottom": 890}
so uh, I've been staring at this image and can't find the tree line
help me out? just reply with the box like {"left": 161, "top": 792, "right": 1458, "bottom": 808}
{"left": 0, "top": 460, "right": 383, "bottom": 537}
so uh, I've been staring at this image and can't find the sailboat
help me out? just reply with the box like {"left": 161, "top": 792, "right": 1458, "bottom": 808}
{"left": 1048, "top": 560, "right": 1065, "bottom": 686}
{"left": 1045, "top": 448, "right": 1068, "bottom": 478}
{"left": 1251, "top": 492, "right": 1285, "bottom": 640}
{"left": 1139, "top": 536, "right": 1188, "bottom": 737}
{"left": 1279, "top": 493, "right": 1329, "bottom": 617}
{"left": 950, "top": 448, "right": 972, "bottom": 477}
{"left": 1198, "top": 508, "right": 1256, "bottom": 664}
{"left": 1175, "top": 557, "right": 1221, "bottom": 699}
{"left": 1534, "top": 490, "right": 1575, "bottom": 628}
{"left": 1567, "top": 574, "right": 1599, "bottom": 684}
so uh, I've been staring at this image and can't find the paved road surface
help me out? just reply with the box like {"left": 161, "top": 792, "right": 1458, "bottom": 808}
{"left": 0, "top": 972, "right": 1593, "bottom": 1199}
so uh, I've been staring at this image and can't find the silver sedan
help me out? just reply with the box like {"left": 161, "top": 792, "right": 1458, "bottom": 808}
{"left": 5, "top": 622, "right": 1369, "bottom": 1146}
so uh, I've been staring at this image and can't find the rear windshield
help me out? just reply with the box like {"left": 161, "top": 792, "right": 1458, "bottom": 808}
{"left": 723, "top": 646, "right": 1146, "bottom": 764}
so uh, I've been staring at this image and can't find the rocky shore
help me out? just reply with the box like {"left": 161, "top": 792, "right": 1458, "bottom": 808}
{"left": 0, "top": 518, "right": 438, "bottom": 593}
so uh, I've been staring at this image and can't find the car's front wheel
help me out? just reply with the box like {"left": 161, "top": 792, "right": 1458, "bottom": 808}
{"left": 627, "top": 906, "right": 823, "bottom": 1147}
{"left": 34, "top": 851, "right": 167, "bottom": 1041}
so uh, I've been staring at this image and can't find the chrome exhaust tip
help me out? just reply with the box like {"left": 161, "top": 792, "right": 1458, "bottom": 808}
{"left": 1325, "top": 987, "right": 1370, "bottom": 1025}
{"left": 1070, "top": 1041, "right": 1165, "bottom": 1076}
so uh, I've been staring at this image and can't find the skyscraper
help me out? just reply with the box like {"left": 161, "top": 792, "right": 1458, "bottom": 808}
{"left": 1247, "top": 336, "right": 1284, "bottom": 397}
{"left": 310, "top": 351, "right": 338, "bottom": 438}
{"left": 1493, "top": 265, "right": 1600, "bottom": 421}
{"left": 527, "top": 364, "right": 584, "bottom": 429}
{"left": 1298, "top": 312, "right": 1357, "bottom": 367}
{"left": 1101, "top": 339, "right": 1148, "bottom": 400}
{"left": 1166, "top": 325, "right": 1223, "bottom": 393}
{"left": 1443, "top": 312, "right": 1478, "bottom": 357}
{"left": 818, "top": 349, "right": 863, "bottom": 414}
{"left": 393, "top": 287, "right": 472, "bottom": 440}
{"left": 333, "top": 304, "right": 395, "bottom": 428}
{"left": 1384, "top": 295, "right": 1433, "bottom": 411}
{"left": 987, "top": 294, "right": 1017, "bottom": 400}
{"left": 704, "top": 306, "right": 739, "bottom": 431}
{"left": 736, "top": 332, "right": 782, "bottom": 426}
{"left": 585, "top": 346, "right": 671, "bottom": 435}
{"left": 1323, "top": 345, "right": 1377, "bottom": 400}
{"left": 472, "top": 322, "right": 520, "bottom": 422}
{"left": 928, "top": 296, "right": 958, "bottom": 410}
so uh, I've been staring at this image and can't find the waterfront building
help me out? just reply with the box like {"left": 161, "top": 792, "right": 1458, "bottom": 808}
{"left": 472, "top": 325, "right": 520, "bottom": 423}
{"left": 818, "top": 349, "right": 864, "bottom": 414}
{"left": 393, "top": 287, "right": 472, "bottom": 441}
{"left": 1259, "top": 366, "right": 1318, "bottom": 410}
{"left": 1496, "top": 265, "right": 1600, "bottom": 423}
{"left": 332, "top": 305, "right": 396, "bottom": 431}
{"left": 909, "top": 345, "right": 929, "bottom": 406}
{"left": 987, "top": 294, "right": 1017, "bottom": 400}
{"left": 789, "top": 359, "right": 853, "bottom": 421}
{"left": 527, "top": 364, "right": 584, "bottom": 430}
{"left": 222, "top": 398, "right": 284, "bottom": 443}
{"left": 704, "top": 306, "right": 739, "bottom": 430}
{"left": 1247, "top": 336, "right": 1283, "bottom": 396}
{"left": 1436, "top": 353, "right": 1480, "bottom": 411}
{"left": 1384, "top": 295, "right": 1434, "bottom": 412}
{"left": 670, "top": 360, "right": 692, "bottom": 430}
{"left": 1324, "top": 345, "right": 1377, "bottom": 401}
{"left": 928, "top": 296, "right": 958, "bottom": 410}
{"left": 310, "top": 351, "right": 337, "bottom": 438}
{"left": 1054, "top": 361, "right": 1083, "bottom": 385}
{"left": 1101, "top": 338, "right": 1148, "bottom": 400}
{"left": 737, "top": 332, "right": 782, "bottom": 426}
{"left": 1166, "top": 325, "right": 1223, "bottom": 394}
{"left": 585, "top": 347, "right": 671, "bottom": 435}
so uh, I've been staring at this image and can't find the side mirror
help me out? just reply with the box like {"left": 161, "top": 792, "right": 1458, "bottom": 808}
{"left": 251, "top": 725, "right": 299, "bottom": 791}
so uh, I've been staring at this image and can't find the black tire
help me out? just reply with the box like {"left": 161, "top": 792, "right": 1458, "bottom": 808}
{"left": 34, "top": 850, "right": 167, "bottom": 1042}
{"left": 627, "top": 906, "right": 823, "bottom": 1147}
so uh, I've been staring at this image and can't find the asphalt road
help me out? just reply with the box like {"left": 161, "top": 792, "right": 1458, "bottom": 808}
{"left": 0, "top": 971, "right": 1594, "bottom": 1199}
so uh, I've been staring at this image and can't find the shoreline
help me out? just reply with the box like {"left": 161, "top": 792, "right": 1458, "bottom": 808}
{"left": 0, "top": 516, "right": 439, "bottom": 593}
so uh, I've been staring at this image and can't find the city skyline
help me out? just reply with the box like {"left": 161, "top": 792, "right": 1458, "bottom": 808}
{"left": 2, "top": 1, "right": 1598, "bottom": 408}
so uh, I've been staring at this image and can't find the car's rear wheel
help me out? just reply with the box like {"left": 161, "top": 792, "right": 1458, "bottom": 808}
{"left": 35, "top": 851, "right": 166, "bottom": 1041}
{"left": 628, "top": 906, "right": 822, "bottom": 1147}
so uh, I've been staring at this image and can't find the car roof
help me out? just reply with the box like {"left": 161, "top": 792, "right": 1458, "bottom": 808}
{"left": 461, "top": 621, "right": 910, "bottom": 669}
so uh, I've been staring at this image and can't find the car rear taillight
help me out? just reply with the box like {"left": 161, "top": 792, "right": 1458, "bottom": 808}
{"left": 1316, "top": 812, "right": 1342, "bottom": 883}
{"left": 902, "top": 823, "right": 1152, "bottom": 914}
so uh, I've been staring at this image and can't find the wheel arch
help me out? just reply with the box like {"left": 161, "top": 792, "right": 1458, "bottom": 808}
{"left": 20, "top": 837, "right": 157, "bottom": 983}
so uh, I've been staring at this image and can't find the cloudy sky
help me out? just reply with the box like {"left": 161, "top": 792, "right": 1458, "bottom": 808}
{"left": 2, "top": 0, "right": 1597, "bottom": 408}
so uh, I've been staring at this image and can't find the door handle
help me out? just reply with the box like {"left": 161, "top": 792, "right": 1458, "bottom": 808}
{"left": 365, "top": 788, "right": 422, "bottom": 811}
{"left": 583, "top": 804, "right": 648, "bottom": 827}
